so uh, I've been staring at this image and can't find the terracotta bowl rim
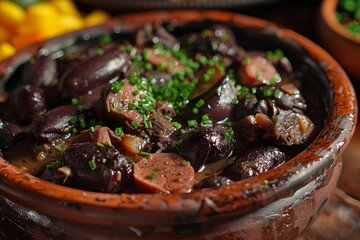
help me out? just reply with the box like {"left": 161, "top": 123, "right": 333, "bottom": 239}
{"left": 321, "top": 0, "right": 360, "bottom": 45}
{"left": 0, "top": 10, "right": 357, "bottom": 226}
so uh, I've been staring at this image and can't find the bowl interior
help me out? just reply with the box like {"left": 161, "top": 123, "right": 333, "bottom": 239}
{"left": 0, "top": 10, "right": 357, "bottom": 227}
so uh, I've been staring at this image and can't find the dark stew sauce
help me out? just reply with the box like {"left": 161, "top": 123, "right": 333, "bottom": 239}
{"left": 0, "top": 21, "right": 327, "bottom": 194}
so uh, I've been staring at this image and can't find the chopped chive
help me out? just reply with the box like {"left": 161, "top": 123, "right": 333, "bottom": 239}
{"left": 99, "top": 34, "right": 112, "bottom": 44}
{"left": 271, "top": 74, "right": 281, "bottom": 83}
{"left": 181, "top": 160, "right": 190, "bottom": 166}
{"left": 144, "top": 121, "right": 153, "bottom": 129}
{"left": 231, "top": 97, "right": 239, "bottom": 105}
{"left": 274, "top": 89, "right": 283, "bottom": 99}
{"left": 69, "top": 116, "right": 78, "bottom": 125}
{"left": 263, "top": 88, "right": 272, "bottom": 97}
{"left": 131, "top": 120, "right": 139, "bottom": 129}
{"left": 97, "top": 142, "right": 105, "bottom": 147}
{"left": 71, "top": 98, "right": 79, "bottom": 105}
{"left": 29, "top": 58, "right": 36, "bottom": 64}
{"left": 219, "top": 33, "right": 229, "bottom": 42}
{"left": 192, "top": 107, "right": 199, "bottom": 115}
{"left": 54, "top": 145, "right": 63, "bottom": 152}
{"left": 195, "top": 99, "right": 205, "bottom": 108}
{"left": 147, "top": 172, "right": 157, "bottom": 180}
{"left": 156, "top": 63, "right": 165, "bottom": 71}
{"left": 77, "top": 105, "right": 84, "bottom": 112}
{"left": 111, "top": 81, "right": 125, "bottom": 93}
{"left": 96, "top": 48, "right": 104, "bottom": 56}
{"left": 88, "top": 160, "right": 97, "bottom": 171}
{"left": 72, "top": 127, "right": 78, "bottom": 134}
{"left": 80, "top": 119, "right": 86, "bottom": 129}
{"left": 173, "top": 122, "right": 182, "bottom": 129}
{"left": 164, "top": 115, "right": 172, "bottom": 121}
{"left": 244, "top": 56, "right": 251, "bottom": 65}
{"left": 90, "top": 126, "right": 95, "bottom": 132}
{"left": 201, "top": 114, "right": 212, "bottom": 125}
{"left": 128, "top": 103, "right": 136, "bottom": 110}
{"left": 187, "top": 119, "right": 197, "bottom": 127}
{"left": 225, "top": 128, "right": 234, "bottom": 141}
{"left": 264, "top": 179, "right": 269, "bottom": 187}
{"left": 251, "top": 87, "right": 257, "bottom": 95}
{"left": 143, "top": 49, "right": 151, "bottom": 59}
{"left": 145, "top": 62, "right": 153, "bottom": 71}
{"left": 140, "top": 151, "right": 152, "bottom": 158}
{"left": 115, "top": 127, "right": 124, "bottom": 137}
{"left": 112, "top": 101, "right": 118, "bottom": 109}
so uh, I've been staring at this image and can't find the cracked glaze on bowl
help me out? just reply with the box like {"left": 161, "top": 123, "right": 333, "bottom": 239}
{"left": 0, "top": 11, "right": 357, "bottom": 239}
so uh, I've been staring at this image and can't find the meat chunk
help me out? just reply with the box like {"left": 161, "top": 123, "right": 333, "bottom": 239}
{"left": 134, "top": 153, "right": 194, "bottom": 193}
{"left": 62, "top": 142, "right": 133, "bottom": 193}
{"left": 97, "top": 79, "right": 144, "bottom": 134}
{"left": 270, "top": 110, "right": 315, "bottom": 146}
{"left": 221, "top": 146, "right": 286, "bottom": 181}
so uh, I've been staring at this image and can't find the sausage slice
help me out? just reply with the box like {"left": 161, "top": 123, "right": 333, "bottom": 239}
{"left": 134, "top": 153, "right": 194, "bottom": 193}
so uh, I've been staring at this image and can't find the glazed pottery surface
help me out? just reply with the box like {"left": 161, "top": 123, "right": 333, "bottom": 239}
{"left": 0, "top": 11, "right": 357, "bottom": 239}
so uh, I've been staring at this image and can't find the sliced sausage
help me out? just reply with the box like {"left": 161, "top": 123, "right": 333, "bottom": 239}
{"left": 97, "top": 80, "right": 144, "bottom": 134}
{"left": 238, "top": 56, "right": 278, "bottom": 87}
{"left": 134, "top": 153, "right": 194, "bottom": 193}
{"left": 144, "top": 48, "right": 186, "bottom": 73}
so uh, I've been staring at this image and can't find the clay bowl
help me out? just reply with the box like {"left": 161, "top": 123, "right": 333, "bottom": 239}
{"left": 318, "top": 0, "right": 360, "bottom": 80}
{"left": 0, "top": 11, "right": 357, "bottom": 239}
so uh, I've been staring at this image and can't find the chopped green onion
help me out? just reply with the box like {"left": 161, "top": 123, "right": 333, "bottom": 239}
{"left": 187, "top": 119, "right": 197, "bottom": 127}
{"left": 88, "top": 160, "right": 97, "bottom": 171}
{"left": 131, "top": 120, "right": 139, "bottom": 129}
{"left": 274, "top": 89, "right": 283, "bottom": 99}
{"left": 143, "top": 49, "right": 151, "bottom": 59}
{"left": 71, "top": 98, "right": 79, "bottom": 105}
{"left": 69, "top": 116, "right": 78, "bottom": 125}
{"left": 111, "top": 81, "right": 125, "bottom": 93}
{"left": 164, "top": 115, "right": 172, "bottom": 121}
{"left": 192, "top": 107, "right": 199, "bottom": 115}
{"left": 99, "top": 34, "right": 112, "bottom": 44}
{"left": 147, "top": 172, "right": 157, "bottom": 180}
{"left": 264, "top": 179, "right": 269, "bottom": 186}
{"left": 263, "top": 88, "right": 272, "bottom": 97}
{"left": 80, "top": 119, "right": 86, "bottom": 129}
{"left": 181, "top": 160, "right": 190, "bottom": 166}
{"left": 96, "top": 48, "right": 104, "bottom": 56}
{"left": 128, "top": 103, "right": 136, "bottom": 110}
{"left": 195, "top": 99, "right": 205, "bottom": 108}
{"left": 144, "top": 121, "right": 153, "bottom": 129}
{"left": 72, "top": 127, "right": 78, "bottom": 134}
{"left": 231, "top": 97, "right": 239, "bottom": 105}
{"left": 244, "top": 56, "right": 251, "bottom": 65}
{"left": 54, "top": 145, "right": 63, "bottom": 152}
{"left": 89, "top": 126, "right": 95, "bottom": 133}
{"left": 225, "top": 128, "right": 234, "bottom": 141}
{"left": 173, "top": 122, "right": 182, "bottom": 129}
{"left": 219, "top": 33, "right": 229, "bottom": 42}
{"left": 115, "top": 127, "right": 124, "bottom": 137}
{"left": 140, "top": 151, "right": 152, "bottom": 158}
{"left": 251, "top": 87, "right": 257, "bottom": 95}
{"left": 201, "top": 114, "right": 212, "bottom": 125}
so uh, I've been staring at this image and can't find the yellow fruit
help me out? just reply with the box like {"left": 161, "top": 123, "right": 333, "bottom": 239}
{"left": 0, "top": 25, "right": 10, "bottom": 42}
{"left": 0, "top": 42, "right": 16, "bottom": 62}
{"left": 84, "top": 10, "right": 110, "bottom": 26}
{"left": 59, "top": 15, "right": 84, "bottom": 32}
{"left": 0, "top": 1, "right": 26, "bottom": 30}
{"left": 49, "top": 0, "right": 81, "bottom": 18}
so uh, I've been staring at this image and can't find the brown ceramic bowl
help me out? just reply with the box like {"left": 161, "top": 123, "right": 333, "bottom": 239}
{"left": 318, "top": 0, "right": 360, "bottom": 80}
{"left": 0, "top": 11, "right": 357, "bottom": 239}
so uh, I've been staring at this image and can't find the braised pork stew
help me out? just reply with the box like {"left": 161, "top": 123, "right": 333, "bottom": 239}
{"left": 0, "top": 21, "right": 327, "bottom": 194}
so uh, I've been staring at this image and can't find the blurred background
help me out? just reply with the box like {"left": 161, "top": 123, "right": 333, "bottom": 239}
{"left": 0, "top": 0, "right": 359, "bottom": 239}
